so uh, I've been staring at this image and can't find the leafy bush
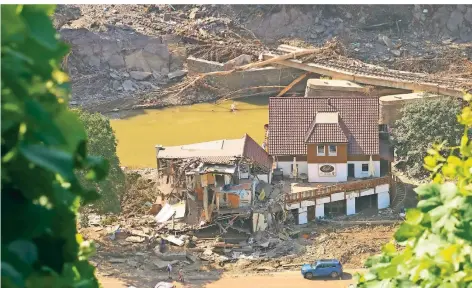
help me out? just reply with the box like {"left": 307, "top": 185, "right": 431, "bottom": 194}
{"left": 392, "top": 96, "right": 463, "bottom": 178}
{"left": 2, "top": 5, "right": 105, "bottom": 287}
{"left": 356, "top": 94, "right": 472, "bottom": 287}
{"left": 74, "top": 110, "right": 125, "bottom": 213}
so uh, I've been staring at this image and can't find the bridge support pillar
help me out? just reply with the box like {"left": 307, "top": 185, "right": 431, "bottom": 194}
{"left": 346, "top": 197, "right": 356, "bottom": 215}
{"left": 315, "top": 203, "right": 324, "bottom": 218}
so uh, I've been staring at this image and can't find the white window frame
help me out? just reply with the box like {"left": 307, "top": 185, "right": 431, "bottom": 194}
{"left": 317, "top": 145, "right": 325, "bottom": 156}
{"left": 328, "top": 145, "right": 337, "bottom": 156}
{"left": 361, "top": 163, "right": 369, "bottom": 173}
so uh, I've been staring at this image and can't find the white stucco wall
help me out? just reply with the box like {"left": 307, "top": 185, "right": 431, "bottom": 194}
{"left": 277, "top": 161, "right": 308, "bottom": 177}
{"left": 315, "top": 204, "right": 325, "bottom": 218}
{"left": 377, "top": 191, "right": 390, "bottom": 209}
{"left": 307, "top": 163, "right": 347, "bottom": 182}
{"left": 347, "top": 161, "right": 381, "bottom": 178}
{"left": 298, "top": 206, "right": 308, "bottom": 224}
{"left": 346, "top": 198, "right": 356, "bottom": 215}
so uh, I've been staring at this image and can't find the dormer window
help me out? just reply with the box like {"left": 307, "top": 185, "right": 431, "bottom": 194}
{"left": 317, "top": 145, "right": 325, "bottom": 156}
{"left": 328, "top": 145, "right": 337, "bottom": 156}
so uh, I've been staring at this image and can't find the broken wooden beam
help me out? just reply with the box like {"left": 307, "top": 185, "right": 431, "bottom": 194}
{"left": 277, "top": 72, "right": 310, "bottom": 97}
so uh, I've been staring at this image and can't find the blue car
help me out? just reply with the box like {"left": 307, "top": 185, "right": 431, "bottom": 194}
{"left": 301, "top": 259, "right": 343, "bottom": 279}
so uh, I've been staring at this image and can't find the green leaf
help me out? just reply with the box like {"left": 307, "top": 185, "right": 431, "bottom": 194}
{"left": 394, "top": 223, "right": 425, "bottom": 242}
{"left": 84, "top": 156, "right": 109, "bottom": 181}
{"left": 1, "top": 262, "right": 24, "bottom": 288}
{"left": 19, "top": 144, "right": 74, "bottom": 179}
{"left": 1, "top": 5, "right": 26, "bottom": 45}
{"left": 405, "top": 208, "right": 423, "bottom": 225}
{"left": 25, "top": 99, "right": 66, "bottom": 146}
{"left": 8, "top": 240, "right": 38, "bottom": 265}
{"left": 21, "top": 5, "right": 58, "bottom": 50}
{"left": 55, "top": 110, "right": 87, "bottom": 153}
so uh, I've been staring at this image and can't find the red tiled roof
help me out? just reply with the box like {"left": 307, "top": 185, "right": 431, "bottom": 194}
{"left": 305, "top": 123, "right": 348, "bottom": 143}
{"left": 242, "top": 134, "right": 273, "bottom": 171}
{"left": 268, "top": 97, "right": 379, "bottom": 155}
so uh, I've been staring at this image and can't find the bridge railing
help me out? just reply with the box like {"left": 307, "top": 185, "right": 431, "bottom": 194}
{"left": 285, "top": 175, "right": 392, "bottom": 204}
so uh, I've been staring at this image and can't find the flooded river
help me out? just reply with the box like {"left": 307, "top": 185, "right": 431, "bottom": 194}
{"left": 110, "top": 97, "right": 269, "bottom": 168}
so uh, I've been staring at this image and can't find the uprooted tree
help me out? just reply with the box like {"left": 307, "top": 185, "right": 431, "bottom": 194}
{"left": 2, "top": 5, "right": 104, "bottom": 287}
{"left": 391, "top": 96, "right": 463, "bottom": 178}
{"left": 74, "top": 110, "right": 125, "bottom": 213}
{"left": 356, "top": 94, "right": 472, "bottom": 287}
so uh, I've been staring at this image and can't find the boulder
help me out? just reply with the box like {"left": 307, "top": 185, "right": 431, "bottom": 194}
{"left": 125, "top": 50, "right": 169, "bottom": 73}
{"left": 167, "top": 70, "right": 187, "bottom": 80}
{"left": 108, "top": 54, "right": 125, "bottom": 69}
{"left": 112, "top": 80, "right": 121, "bottom": 90}
{"left": 447, "top": 10, "right": 464, "bottom": 33}
{"left": 130, "top": 71, "right": 152, "bottom": 81}
{"left": 314, "top": 25, "right": 326, "bottom": 34}
{"left": 122, "top": 80, "right": 136, "bottom": 91}
{"left": 457, "top": 5, "right": 467, "bottom": 13}
{"left": 465, "top": 8, "right": 472, "bottom": 24}
{"left": 381, "top": 35, "right": 395, "bottom": 50}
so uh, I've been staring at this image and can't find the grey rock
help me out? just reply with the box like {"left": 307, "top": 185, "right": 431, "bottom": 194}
{"left": 109, "top": 72, "right": 121, "bottom": 80}
{"left": 314, "top": 25, "right": 326, "bottom": 34}
{"left": 112, "top": 80, "right": 121, "bottom": 90}
{"left": 465, "top": 8, "right": 472, "bottom": 23}
{"left": 457, "top": 5, "right": 467, "bottom": 13}
{"left": 70, "top": 101, "right": 78, "bottom": 105}
{"left": 108, "top": 54, "right": 125, "bottom": 69}
{"left": 390, "top": 49, "right": 401, "bottom": 57}
{"left": 345, "top": 12, "right": 352, "bottom": 19}
{"left": 152, "top": 70, "right": 163, "bottom": 79}
{"left": 88, "top": 56, "right": 101, "bottom": 67}
{"left": 122, "top": 80, "right": 136, "bottom": 91}
{"left": 447, "top": 10, "right": 464, "bottom": 33}
{"left": 140, "top": 81, "right": 159, "bottom": 89}
{"left": 381, "top": 35, "right": 395, "bottom": 49}
{"left": 167, "top": 70, "right": 187, "bottom": 80}
{"left": 130, "top": 71, "right": 152, "bottom": 81}
{"left": 160, "top": 67, "right": 170, "bottom": 75}
{"left": 460, "top": 27, "right": 472, "bottom": 42}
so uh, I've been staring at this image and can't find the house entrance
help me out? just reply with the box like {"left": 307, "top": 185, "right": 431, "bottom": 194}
{"left": 348, "top": 163, "right": 355, "bottom": 178}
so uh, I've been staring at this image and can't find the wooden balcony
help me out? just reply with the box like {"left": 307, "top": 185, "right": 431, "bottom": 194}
{"left": 285, "top": 175, "right": 393, "bottom": 204}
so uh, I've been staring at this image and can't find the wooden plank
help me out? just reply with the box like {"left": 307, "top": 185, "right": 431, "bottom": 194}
{"left": 276, "top": 72, "right": 310, "bottom": 97}
{"left": 262, "top": 54, "right": 464, "bottom": 98}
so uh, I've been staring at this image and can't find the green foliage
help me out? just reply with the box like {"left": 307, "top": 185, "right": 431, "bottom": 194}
{"left": 356, "top": 94, "right": 472, "bottom": 288}
{"left": 2, "top": 5, "right": 104, "bottom": 287}
{"left": 73, "top": 110, "right": 125, "bottom": 213}
{"left": 392, "top": 96, "right": 463, "bottom": 178}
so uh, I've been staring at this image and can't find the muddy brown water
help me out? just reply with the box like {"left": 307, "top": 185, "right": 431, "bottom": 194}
{"left": 110, "top": 96, "right": 269, "bottom": 168}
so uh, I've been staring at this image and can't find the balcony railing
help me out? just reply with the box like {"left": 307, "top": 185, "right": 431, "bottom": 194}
{"left": 285, "top": 175, "right": 393, "bottom": 203}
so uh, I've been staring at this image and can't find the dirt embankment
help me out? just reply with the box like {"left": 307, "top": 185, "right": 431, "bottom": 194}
{"left": 55, "top": 4, "right": 472, "bottom": 113}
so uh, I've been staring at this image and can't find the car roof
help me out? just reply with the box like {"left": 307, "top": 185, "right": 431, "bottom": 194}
{"left": 316, "top": 259, "right": 340, "bottom": 263}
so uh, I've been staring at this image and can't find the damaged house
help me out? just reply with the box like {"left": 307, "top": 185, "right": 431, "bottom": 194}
{"left": 268, "top": 96, "right": 393, "bottom": 222}
{"left": 155, "top": 134, "right": 274, "bottom": 232}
